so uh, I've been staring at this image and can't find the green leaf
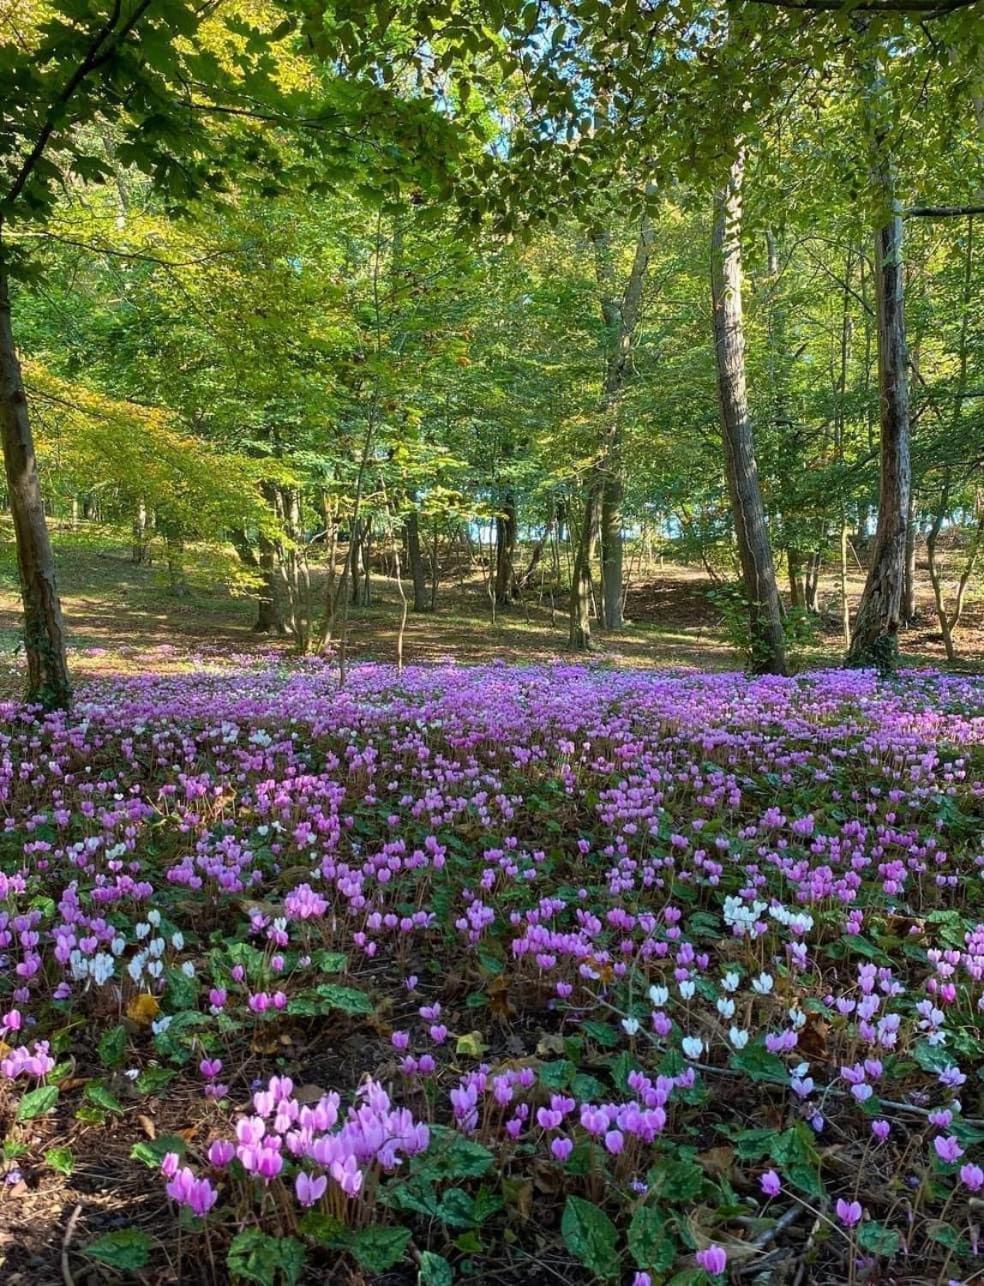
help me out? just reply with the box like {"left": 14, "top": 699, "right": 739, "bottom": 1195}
{"left": 561, "top": 1195, "right": 620, "bottom": 1281}
{"left": 85, "top": 1227, "right": 151, "bottom": 1270}
{"left": 729, "top": 1042, "right": 789, "bottom": 1084}
{"left": 297, "top": 1211, "right": 346, "bottom": 1245}
{"left": 165, "top": 965, "right": 200, "bottom": 1011}
{"left": 85, "top": 1081, "right": 124, "bottom": 1114}
{"left": 131, "top": 1135, "right": 187, "bottom": 1168}
{"left": 97, "top": 1024, "right": 127, "bottom": 1069}
{"left": 44, "top": 1146, "right": 75, "bottom": 1176}
{"left": 418, "top": 1250, "right": 454, "bottom": 1285}
{"left": 628, "top": 1205, "right": 675, "bottom": 1272}
{"left": 858, "top": 1221, "right": 900, "bottom": 1257}
{"left": 16, "top": 1084, "right": 59, "bottom": 1121}
{"left": 414, "top": 1126, "right": 494, "bottom": 1181}
{"left": 135, "top": 1065, "right": 175, "bottom": 1095}
{"left": 344, "top": 1224, "right": 411, "bottom": 1272}
{"left": 538, "top": 1059, "right": 575, "bottom": 1090}
{"left": 227, "top": 1229, "right": 306, "bottom": 1285}
{"left": 582, "top": 1019, "right": 619, "bottom": 1048}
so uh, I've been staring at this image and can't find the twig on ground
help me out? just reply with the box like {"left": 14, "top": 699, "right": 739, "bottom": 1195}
{"left": 61, "top": 1203, "right": 82, "bottom": 1286}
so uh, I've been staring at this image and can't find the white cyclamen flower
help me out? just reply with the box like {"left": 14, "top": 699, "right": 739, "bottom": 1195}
{"left": 682, "top": 1036, "right": 704, "bottom": 1059}
{"left": 649, "top": 985, "right": 669, "bottom": 1007}
{"left": 729, "top": 1027, "right": 749, "bottom": 1050}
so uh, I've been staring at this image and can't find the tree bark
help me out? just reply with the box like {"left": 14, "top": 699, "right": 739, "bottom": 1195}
{"left": 494, "top": 489, "right": 517, "bottom": 606}
{"left": 568, "top": 486, "right": 597, "bottom": 650}
{"left": 254, "top": 534, "right": 284, "bottom": 634}
{"left": 0, "top": 262, "right": 71, "bottom": 708}
{"left": 846, "top": 40, "right": 911, "bottom": 669}
{"left": 589, "top": 218, "right": 654, "bottom": 632}
{"left": 404, "top": 504, "right": 430, "bottom": 612}
{"left": 710, "top": 151, "right": 788, "bottom": 676}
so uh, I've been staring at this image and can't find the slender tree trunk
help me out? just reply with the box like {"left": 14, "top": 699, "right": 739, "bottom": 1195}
{"left": 569, "top": 487, "right": 597, "bottom": 651}
{"left": 787, "top": 549, "right": 804, "bottom": 609}
{"left": 494, "top": 489, "right": 517, "bottom": 606}
{"left": 589, "top": 217, "right": 653, "bottom": 632}
{"left": 600, "top": 474, "right": 624, "bottom": 630}
{"left": 404, "top": 504, "right": 430, "bottom": 612}
{"left": 132, "top": 497, "right": 148, "bottom": 564}
{"left": 710, "top": 150, "right": 787, "bottom": 676}
{"left": 846, "top": 39, "right": 911, "bottom": 669}
{"left": 0, "top": 263, "right": 70, "bottom": 708}
{"left": 902, "top": 488, "right": 917, "bottom": 625}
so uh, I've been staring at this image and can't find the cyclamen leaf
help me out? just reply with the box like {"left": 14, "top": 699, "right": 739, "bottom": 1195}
{"left": 85, "top": 1227, "right": 151, "bottom": 1270}
{"left": 16, "top": 1085, "right": 59, "bottom": 1121}
{"left": 418, "top": 1250, "right": 454, "bottom": 1285}
{"left": 561, "top": 1195, "right": 620, "bottom": 1280}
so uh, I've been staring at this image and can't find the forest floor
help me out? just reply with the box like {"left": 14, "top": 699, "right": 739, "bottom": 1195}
{"left": 0, "top": 526, "right": 980, "bottom": 684}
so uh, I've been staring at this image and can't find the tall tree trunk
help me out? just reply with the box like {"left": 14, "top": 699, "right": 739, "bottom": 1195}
{"left": 132, "top": 497, "right": 148, "bottom": 564}
{"left": 404, "top": 504, "right": 430, "bottom": 612}
{"left": 902, "top": 488, "right": 917, "bottom": 625}
{"left": 787, "top": 549, "right": 804, "bottom": 609}
{"left": 0, "top": 262, "right": 70, "bottom": 708}
{"left": 710, "top": 150, "right": 787, "bottom": 676}
{"left": 568, "top": 487, "right": 597, "bottom": 651}
{"left": 494, "top": 489, "right": 517, "bottom": 606}
{"left": 846, "top": 39, "right": 911, "bottom": 669}
{"left": 255, "top": 534, "right": 283, "bottom": 634}
{"left": 590, "top": 218, "right": 653, "bottom": 632}
{"left": 599, "top": 474, "right": 624, "bottom": 630}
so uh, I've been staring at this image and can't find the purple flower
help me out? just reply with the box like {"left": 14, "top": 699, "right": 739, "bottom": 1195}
{"left": 696, "top": 1244, "right": 727, "bottom": 1276}
{"left": 871, "top": 1119, "right": 890, "bottom": 1142}
{"left": 295, "top": 1171, "right": 328, "bottom": 1207}
{"left": 933, "top": 1135, "right": 964, "bottom": 1164}
{"left": 760, "top": 1169, "right": 781, "bottom": 1197}
{"left": 959, "top": 1164, "right": 983, "bottom": 1191}
{"left": 207, "top": 1139, "right": 235, "bottom": 1167}
{"left": 551, "top": 1136, "right": 573, "bottom": 1162}
{"left": 835, "top": 1199, "right": 863, "bottom": 1228}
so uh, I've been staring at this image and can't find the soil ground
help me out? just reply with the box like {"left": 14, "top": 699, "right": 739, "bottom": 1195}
{"left": 0, "top": 527, "right": 980, "bottom": 686}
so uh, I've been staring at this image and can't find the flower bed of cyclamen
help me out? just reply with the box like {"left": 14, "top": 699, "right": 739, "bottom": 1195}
{"left": 0, "top": 659, "right": 981, "bottom": 1284}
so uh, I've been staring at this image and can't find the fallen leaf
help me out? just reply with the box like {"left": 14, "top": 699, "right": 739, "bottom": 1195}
{"left": 126, "top": 993, "right": 160, "bottom": 1027}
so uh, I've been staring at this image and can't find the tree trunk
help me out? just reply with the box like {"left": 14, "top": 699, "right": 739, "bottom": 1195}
{"left": 255, "top": 534, "right": 284, "bottom": 634}
{"left": 568, "top": 487, "right": 597, "bottom": 651}
{"left": 132, "top": 497, "right": 148, "bottom": 564}
{"left": 710, "top": 150, "right": 787, "bottom": 676}
{"left": 0, "top": 263, "right": 71, "bottom": 708}
{"left": 404, "top": 504, "right": 430, "bottom": 612}
{"left": 600, "top": 474, "right": 624, "bottom": 630}
{"left": 902, "top": 488, "right": 917, "bottom": 625}
{"left": 787, "top": 549, "right": 804, "bottom": 609}
{"left": 846, "top": 40, "right": 911, "bottom": 669}
{"left": 494, "top": 489, "right": 517, "bottom": 606}
{"left": 590, "top": 217, "right": 653, "bottom": 632}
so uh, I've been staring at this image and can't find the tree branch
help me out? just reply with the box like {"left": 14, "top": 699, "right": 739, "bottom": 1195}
{"left": 905, "top": 204, "right": 984, "bottom": 218}
{"left": 747, "top": 0, "right": 978, "bottom": 13}
{"left": 2, "top": 0, "right": 155, "bottom": 215}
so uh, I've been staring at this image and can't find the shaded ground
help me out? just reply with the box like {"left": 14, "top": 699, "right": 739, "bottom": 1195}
{"left": 0, "top": 527, "right": 980, "bottom": 686}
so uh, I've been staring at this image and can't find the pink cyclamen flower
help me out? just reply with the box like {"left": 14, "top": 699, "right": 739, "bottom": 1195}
{"left": 633, "top": 1275, "right": 652, "bottom": 1286}
{"left": 835, "top": 1199, "right": 863, "bottom": 1228}
{"left": 551, "top": 1136, "right": 573, "bottom": 1163}
{"left": 959, "top": 1163, "right": 983, "bottom": 1191}
{"left": 933, "top": 1135, "right": 964, "bottom": 1164}
{"left": 696, "top": 1244, "right": 727, "bottom": 1275}
{"left": 760, "top": 1169, "right": 781, "bottom": 1198}
{"left": 207, "top": 1139, "right": 235, "bottom": 1167}
{"left": 295, "top": 1171, "right": 328, "bottom": 1207}
{"left": 871, "top": 1119, "right": 890, "bottom": 1142}
{"left": 160, "top": 1151, "right": 180, "bottom": 1180}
